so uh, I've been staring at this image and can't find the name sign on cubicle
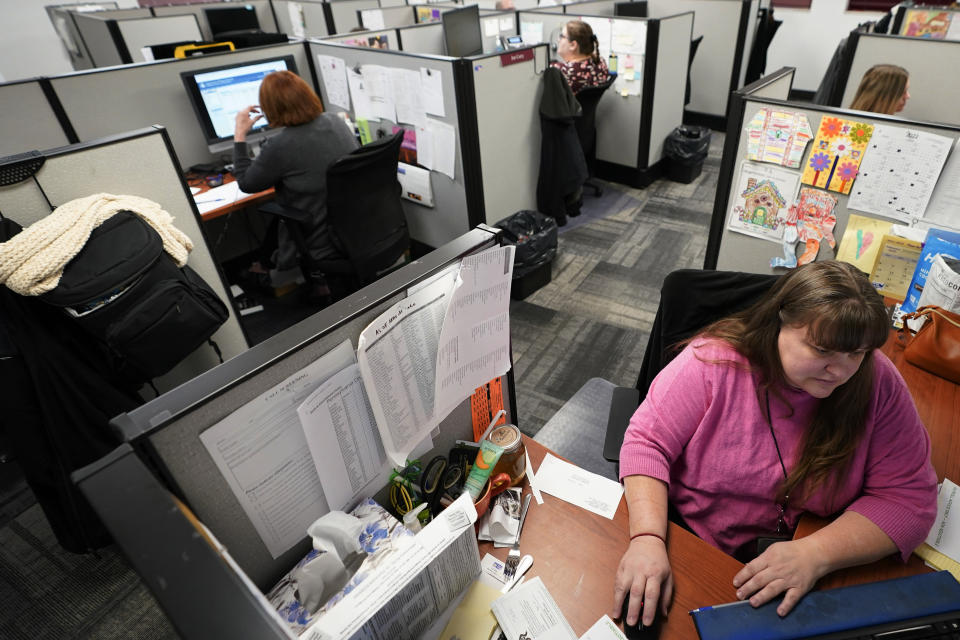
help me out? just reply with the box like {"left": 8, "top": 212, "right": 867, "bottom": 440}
{"left": 500, "top": 48, "right": 535, "bottom": 66}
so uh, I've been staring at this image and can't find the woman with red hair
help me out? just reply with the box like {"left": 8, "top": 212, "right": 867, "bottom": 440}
{"left": 233, "top": 70, "right": 358, "bottom": 276}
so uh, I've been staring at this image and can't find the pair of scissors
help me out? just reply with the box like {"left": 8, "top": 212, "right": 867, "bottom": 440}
{"left": 389, "top": 460, "right": 422, "bottom": 516}
{"left": 420, "top": 455, "right": 465, "bottom": 520}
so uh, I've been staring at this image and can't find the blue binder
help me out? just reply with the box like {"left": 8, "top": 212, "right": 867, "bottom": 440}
{"left": 689, "top": 571, "right": 960, "bottom": 640}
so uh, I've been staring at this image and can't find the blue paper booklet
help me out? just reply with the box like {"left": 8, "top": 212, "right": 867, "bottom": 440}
{"left": 901, "top": 228, "right": 960, "bottom": 316}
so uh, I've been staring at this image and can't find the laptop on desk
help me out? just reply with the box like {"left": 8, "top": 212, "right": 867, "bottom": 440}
{"left": 690, "top": 571, "right": 960, "bottom": 640}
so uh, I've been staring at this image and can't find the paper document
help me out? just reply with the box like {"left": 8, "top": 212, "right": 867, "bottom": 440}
{"left": 357, "top": 274, "right": 456, "bottom": 465}
{"left": 490, "top": 577, "right": 578, "bottom": 640}
{"left": 534, "top": 453, "right": 624, "bottom": 519}
{"left": 297, "top": 362, "right": 387, "bottom": 512}
{"left": 420, "top": 67, "right": 445, "bottom": 117}
{"left": 304, "top": 492, "right": 480, "bottom": 640}
{"left": 360, "top": 8, "right": 384, "bottom": 30}
{"left": 423, "top": 118, "right": 457, "bottom": 180}
{"left": 316, "top": 55, "right": 350, "bottom": 110}
{"left": 926, "top": 479, "right": 960, "bottom": 558}
{"left": 193, "top": 181, "right": 255, "bottom": 215}
{"left": 398, "top": 162, "right": 434, "bottom": 207}
{"left": 923, "top": 141, "right": 960, "bottom": 232}
{"left": 288, "top": 2, "right": 305, "bottom": 38}
{"left": 434, "top": 245, "right": 515, "bottom": 422}
{"left": 520, "top": 21, "right": 544, "bottom": 45}
{"left": 361, "top": 65, "right": 397, "bottom": 122}
{"left": 392, "top": 68, "right": 426, "bottom": 128}
{"left": 484, "top": 16, "right": 499, "bottom": 37}
{"left": 581, "top": 615, "right": 628, "bottom": 640}
{"left": 347, "top": 66, "right": 376, "bottom": 121}
{"left": 198, "top": 340, "right": 357, "bottom": 558}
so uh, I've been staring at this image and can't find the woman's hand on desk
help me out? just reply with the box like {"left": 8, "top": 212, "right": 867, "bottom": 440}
{"left": 234, "top": 105, "right": 263, "bottom": 142}
{"left": 611, "top": 535, "right": 674, "bottom": 627}
{"left": 732, "top": 538, "right": 825, "bottom": 617}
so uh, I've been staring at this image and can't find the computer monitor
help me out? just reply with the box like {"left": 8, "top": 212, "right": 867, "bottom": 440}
{"left": 205, "top": 5, "right": 260, "bottom": 39}
{"left": 614, "top": 1, "right": 648, "bottom": 18}
{"left": 180, "top": 55, "right": 297, "bottom": 154}
{"left": 442, "top": 4, "right": 482, "bottom": 57}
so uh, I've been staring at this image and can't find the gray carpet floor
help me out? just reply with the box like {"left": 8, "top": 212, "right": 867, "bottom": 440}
{"left": 0, "top": 131, "right": 723, "bottom": 638}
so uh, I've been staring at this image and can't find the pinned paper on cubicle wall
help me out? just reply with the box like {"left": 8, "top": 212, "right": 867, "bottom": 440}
{"left": 612, "top": 54, "right": 642, "bottom": 96}
{"left": 745, "top": 108, "right": 813, "bottom": 168}
{"left": 925, "top": 140, "right": 960, "bottom": 231}
{"left": 397, "top": 162, "right": 434, "bottom": 207}
{"left": 520, "top": 21, "right": 544, "bottom": 46}
{"left": 846, "top": 124, "right": 952, "bottom": 223}
{"left": 800, "top": 117, "right": 873, "bottom": 194}
{"left": 727, "top": 161, "right": 801, "bottom": 244}
{"left": 361, "top": 8, "right": 385, "bottom": 30}
{"left": 611, "top": 19, "right": 646, "bottom": 55}
{"left": 836, "top": 213, "right": 893, "bottom": 274}
{"left": 774, "top": 187, "right": 838, "bottom": 268}
{"left": 499, "top": 16, "right": 513, "bottom": 32}
{"left": 391, "top": 68, "right": 426, "bottom": 128}
{"left": 420, "top": 67, "right": 445, "bottom": 117}
{"left": 417, "top": 118, "right": 456, "bottom": 180}
{"left": 902, "top": 9, "right": 952, "bottom": 39}
{"left": 317, "top": 55, "right": 350, "bottom": 110}
{"left": 287, "top": 2, "right": 305, "bottom": 38}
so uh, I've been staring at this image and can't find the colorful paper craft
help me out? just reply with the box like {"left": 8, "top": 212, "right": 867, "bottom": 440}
{"left": 902, "top": 10, "right": 952, "bottom": 39}
{"left": 746, "top": 108, "right": 813, "bottom": 168}
{"left": 801, "top": 117, "right": 873, "bottom": 194}
{"left": 727, "top": 161, "right": 801, "bottom": 244}
{"left": 836, "top": 214, "right": 894, "bottom": 275}
{"left": 771, "top": 188, "right": 837, "bottom": 268}
{"left": 846, "top": 124, "right": 953, "bottom": 223}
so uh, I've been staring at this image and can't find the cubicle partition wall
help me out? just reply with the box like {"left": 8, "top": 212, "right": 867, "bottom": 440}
{"left": 705, "top": 75, "right": 960, "bottom": 273}
{"left": 838, "top": 32, "right": 960, "bottom": 125}
{"left": 46, "top": 3, "right": 121, "bottom": 71}
{"left": 47, "top": 42, "right": 311, "bottom": 171}
{"left": 891, "top": 4, "right": 960, "bottom": 40}
{"left": 0, "top": 127, "right": 249, "bottom": 391}
{"left": 739, "top": 65, "right": 793, "bottom": 101}
{"left": 646, "top": 0, "right": 759, "bottom": 129}
{"left": 518, "top": 10, "right": 692, "bottom": 186}
{"left": 273, "top": 0, "right": 330, "bottom": 38}
{"left": 321, "top": 26, "right": 399, "bottom": 46}
{"left": 327, "top": 0, "right": 382, "bottom": 34}
{"left": 360, "top": 4, "right": 415, "bottom": 29}
{"left": 72, "top": 225, "right": 512, "bottom": 639}
{"left": 72, "top": 11, "right": 204, "bottom": 66}
{"left": 0, "top": 78, "right": 73, "bottom": 158}
{"left": 396, "top": 21, "right": 445, "bottom": 54}
{"left": 153, "top": 0, "right": 280, "bottom": 41}
{"left": 478, "top": 10, "right": 520, "bottom": 53}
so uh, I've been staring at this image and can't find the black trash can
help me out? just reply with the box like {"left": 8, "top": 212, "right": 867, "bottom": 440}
{"left": 663, "top": 125, "right": 711, "bottom": 183}
{"left": 495, "top": 210, "right": 558, "bottom": 300}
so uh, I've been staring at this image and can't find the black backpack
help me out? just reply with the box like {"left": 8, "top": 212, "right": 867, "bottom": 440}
{"left": 39, "top": 211, "right": 229, "bottom": 383}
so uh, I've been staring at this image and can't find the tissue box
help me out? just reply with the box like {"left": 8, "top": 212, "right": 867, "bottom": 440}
{"left": 267, "top": 498, "right": 416, "bottom": 635}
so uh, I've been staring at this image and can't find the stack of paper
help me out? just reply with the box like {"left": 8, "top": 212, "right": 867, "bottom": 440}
{"left": 916, "top": 479, "right": 960, "bottom": 580}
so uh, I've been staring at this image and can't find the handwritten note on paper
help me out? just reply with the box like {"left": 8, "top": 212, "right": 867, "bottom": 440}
{"left": 534, "top": 453, "right": 624, "bottom": 519}
{"left": 420, "top": 67, "right": 445, "bottom": 117}
{"left": 316, "top": 54, "right": 350, "bottom": 110}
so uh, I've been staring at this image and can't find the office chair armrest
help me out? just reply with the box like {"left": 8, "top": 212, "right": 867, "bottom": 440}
{"left": 258, "top": 201, "right": 311, "bottom": 224}
{"left": 602, "top": 386, "right": 641, "bottom": 462}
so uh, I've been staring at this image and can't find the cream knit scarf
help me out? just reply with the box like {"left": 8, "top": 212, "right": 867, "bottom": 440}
{"left": 0, "top": 193, "right": 193, "bottom": 296}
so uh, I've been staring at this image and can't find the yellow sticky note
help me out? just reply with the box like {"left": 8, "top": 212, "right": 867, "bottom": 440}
{"left": 620, "top": 88, "right": 629, "bottom": 97}
{"left": 357, "top": 118, "right": 373, "bottom": 145}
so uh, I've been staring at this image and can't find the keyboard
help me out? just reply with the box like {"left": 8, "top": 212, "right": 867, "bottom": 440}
{"left": 806, "top": 612, "right": 960, "bottom": 639}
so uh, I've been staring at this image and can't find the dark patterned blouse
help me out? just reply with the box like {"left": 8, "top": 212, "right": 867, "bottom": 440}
{"left": 551, "top": 55, "right": 611, "bottom": 95}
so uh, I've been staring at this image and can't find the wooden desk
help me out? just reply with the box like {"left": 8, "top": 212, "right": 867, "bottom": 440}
{"left": 480, "top": 438, "right": 743, "bottom": 639}
{"left": 188, "top": 172, "right": 274, "bottom": 222}
{"left": 797, "top": 329, "right": 960, "bottom": 590}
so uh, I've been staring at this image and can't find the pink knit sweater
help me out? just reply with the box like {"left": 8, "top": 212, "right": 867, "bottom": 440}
{"left": 620, "top": 339, "right": 937, "bottom": 561}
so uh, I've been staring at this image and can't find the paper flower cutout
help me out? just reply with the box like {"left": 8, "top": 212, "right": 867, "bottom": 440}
{"left": 837, "top": 161, "right": 858, "bottom": 182}
{"left": 830, "top": 137, "right": 856, "bottom": 157}
{"left": 847, "top": 122, "right": 873, "bottom": 145}
{"left": 809, "top": 152, "right": 831, "bottom": 171}
{"left": 819, "top": 117, "right": 843, "bottom": 138}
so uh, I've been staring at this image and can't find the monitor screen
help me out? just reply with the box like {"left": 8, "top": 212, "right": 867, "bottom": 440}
{"left": 442, "top": 5, "right": 482, "bottom": 57}
{"left": 205, "top": 5, "right": 260, "bottom": 38}
{"left": 180, "top": 55, "right": 297, "bottom": 151}
{"left": 614, "top": 1, "right": 648, "bottom": 18}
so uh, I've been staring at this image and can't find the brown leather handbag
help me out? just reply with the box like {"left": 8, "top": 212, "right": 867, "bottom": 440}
{"left": 899, "top": 305, "right": 960, "bottom": 384}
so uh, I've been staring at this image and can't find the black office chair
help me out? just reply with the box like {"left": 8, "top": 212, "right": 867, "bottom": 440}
{"left": 260, "top": 131, "right": 409, "bottom": 300}
{"left": 574, "top": 75, "right": 616, "bottom": 198}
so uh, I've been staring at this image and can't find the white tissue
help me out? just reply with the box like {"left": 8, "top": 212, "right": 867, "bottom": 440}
{"left": 307, "top": 511, "right": 364, "bottom": 557}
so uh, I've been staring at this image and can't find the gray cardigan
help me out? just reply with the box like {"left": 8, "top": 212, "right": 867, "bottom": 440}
{"left": 233, "top": 113, "right": 359, "bottom": 270}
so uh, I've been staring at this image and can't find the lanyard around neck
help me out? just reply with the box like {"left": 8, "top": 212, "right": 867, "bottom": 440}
{"left": 764, "top": 390, "right": 789, "bottom": 534}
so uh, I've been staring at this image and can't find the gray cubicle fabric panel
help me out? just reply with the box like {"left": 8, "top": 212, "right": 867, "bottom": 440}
{"left": 648, "top": 12, "right": 692, "bottom": 167}
{"left": 153, "top": 0, "right": 278, "bottom": 41}
{"left": 646, "top": 0, "right": 742, "bottom": 118}
{"left": 473, "top": 46, "right": 546, "bottom": 225}
{"left": 301, "top": 1, "right": 332, "bottom": 37}
{"left": 49, "top": 43, "right": 310, "bottom": 170}
{"left": 329, "top": 0, "right": 380, "bottom": 33}
{"left": 308, "top": 41, "right": 469, "bottom": 247}
{"left": 714, "top": 99, "right": 960, "bottom": 273}
{"left": 746, "top": 68, "right": 794, "bottom": 101}
{"left": 0, "top": 128, "right": 248, "bottom": 388}
{"left": 73, "top": 13, "right": 124, "bottom": 68}
{"left": 564, "top": 0, "right": 617, "bottom": 16}
{"left": 48, "top": 7, "right": 94, "bottom": 71}
{"left": 365, "top": 6, "right": 416, "bottom": 28}
{"left": 322, "top": 27, "right": 397, "bottom": 45}
{"left": 841, "top": 35, "right": 960, "bottom": 126}
{"left": 119, "top": 15, "right": 204, "bottom": 63}
{"left": 398, "top": 23, "right": 445, "bottom": 54}
{"left": 95, "top": 7, "right": 153, "bottom": 19}
{"left": 381, "top": 0, "right": 408, "bottom": 7}
{"left": 0, "top": 81, "right": 70, "bottom": 158}
{"left": 537, "top": 5, "right": 566, "bottom": 14}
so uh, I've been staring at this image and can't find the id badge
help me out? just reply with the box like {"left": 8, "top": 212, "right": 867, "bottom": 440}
{"left": 755, "top": 534, "right": 790, "bottom": 556}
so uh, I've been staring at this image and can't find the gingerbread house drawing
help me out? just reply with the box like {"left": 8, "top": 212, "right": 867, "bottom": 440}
{"left": 740, "top": 178, "right": 786, "bottom": 229}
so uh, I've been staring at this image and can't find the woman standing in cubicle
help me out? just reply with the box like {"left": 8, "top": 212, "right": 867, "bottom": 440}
{"left": 233, "top": 70, "right": 358, "bottom": 280}
{"left": 849, "top": 64, "right": 910, "bottom": 114}
{"left": 552, "top": 20, "right": 610, "bottom": 95}
{"left": 611, "top": 261, "right": 936, "bottom": 628}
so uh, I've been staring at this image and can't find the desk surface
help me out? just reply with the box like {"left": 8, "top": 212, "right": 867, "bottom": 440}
{"left": 480, "top": 438, "right": 743, "bottom": 639}
{"left": 188, "top": 172, "right": 274, "bottom": 222}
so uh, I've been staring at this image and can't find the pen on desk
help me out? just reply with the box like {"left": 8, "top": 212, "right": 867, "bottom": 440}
{"left": 196, "top": 197, "right": 226, "bottom": 204}
{"left": 690, "top": 600, "right": 751, "bottom": 613}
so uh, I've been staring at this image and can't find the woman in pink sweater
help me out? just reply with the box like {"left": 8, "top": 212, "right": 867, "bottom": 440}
{"left": 612, "top": 261, "right": 937, "bottom": 629}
